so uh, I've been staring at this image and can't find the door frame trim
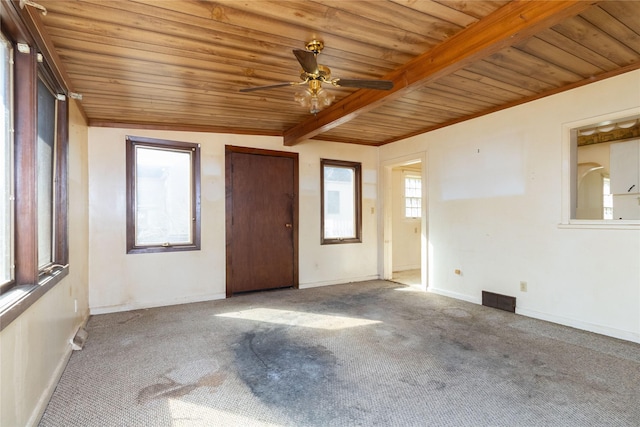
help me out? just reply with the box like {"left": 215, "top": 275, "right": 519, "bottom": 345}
{"left": 225, "top": 145, "right": 299, "bottom": 297}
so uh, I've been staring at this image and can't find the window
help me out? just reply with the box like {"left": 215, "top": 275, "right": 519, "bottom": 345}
{"left": 1, "top": 34, "right": 13, "bottom": 287}
{"left": 1, "top": 8, "right": 70, "bottom": 330}
{"left": 13, "top": 50, "right": 68, "bottom": 285}
{"left": 404, "top": 176, "right": 421, "bottom": 218}
{"left": 126, "top": 136, "right": 201, "bottom": 254}
{"left": 321, "top": 159, "right": 361, "bottom": 244}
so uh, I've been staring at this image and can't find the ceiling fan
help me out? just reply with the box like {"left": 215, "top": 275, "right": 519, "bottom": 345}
{"left": 239, "top": 40, "right": 394, "bottom": 114}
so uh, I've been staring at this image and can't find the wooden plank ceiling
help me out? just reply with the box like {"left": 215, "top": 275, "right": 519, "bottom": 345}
{"left": 23, "top": 0, "right": 640, "bottom": 146}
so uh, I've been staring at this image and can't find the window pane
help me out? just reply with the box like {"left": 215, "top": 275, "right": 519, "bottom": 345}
{"left": 326, "top": 190, "right": 340, "bottom": 214}
{"left": 323, "top": 165, "right": 355, "bottom": 239}
{"left": 1, "top": 35, "right": 12, "bottom": 284}
{"left": 37, "top": 79, "right": 55, "bottom": 268}
{"left": 135, "top": 146, "right": 192, "bottom": 245}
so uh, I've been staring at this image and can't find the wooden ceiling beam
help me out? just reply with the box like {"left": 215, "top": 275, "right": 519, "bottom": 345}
{"left": 283, "top": 0, "right": 598, "bottom": 146}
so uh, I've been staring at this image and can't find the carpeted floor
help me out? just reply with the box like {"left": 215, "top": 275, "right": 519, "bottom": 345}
{"left": 40, "top": 280, "right": 640, "bottom": 426}
{"left": 391, "top": 269, "right": 421, "bottom": 287}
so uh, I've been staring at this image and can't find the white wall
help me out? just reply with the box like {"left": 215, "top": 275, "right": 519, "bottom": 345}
{"left": 0, "top": 100, "right": 90, "bottom": 426}
{"left": 379, "top": 70, "right": 640, "bottom": 343}
{"left": 391, "top": 167, "right": 421, "bottom": 271}
{"left": 87, "top": 130, "right": 379, "bottom": 313}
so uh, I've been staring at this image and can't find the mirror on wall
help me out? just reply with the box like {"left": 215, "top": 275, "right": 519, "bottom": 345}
{"left": 574, "top": 115, "right": 640, "bottom": 220}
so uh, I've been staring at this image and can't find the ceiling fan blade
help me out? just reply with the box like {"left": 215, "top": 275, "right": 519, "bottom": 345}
{"left": 239, "top": 82, "right": 297, "bottom": 92}
{"left": 293, "top": 49, "right": 319, "bottom": 75}
{"left": 333, "top": 78, "right": 394, "bottom": 90}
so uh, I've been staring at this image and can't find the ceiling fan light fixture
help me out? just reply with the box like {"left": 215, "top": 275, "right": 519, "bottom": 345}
{"left": 294, "top": 87, "right": 334, "bottom": 115}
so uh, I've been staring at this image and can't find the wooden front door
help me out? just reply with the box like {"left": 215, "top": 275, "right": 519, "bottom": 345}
{"left": 225, "top": 146, "right": 298, "bottom": 296}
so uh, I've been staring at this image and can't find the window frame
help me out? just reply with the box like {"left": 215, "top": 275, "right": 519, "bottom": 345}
{"left": 125, "top": 135, "right": 201, "bottom": 254}
{"left": 14, "top": 49, "right": 68, "bottom": 284}
{"left": 320, "top": 158, "right": 362, "bottom": 245}
{"left": 0, "top": 7, "right": 70, "bottom": 331}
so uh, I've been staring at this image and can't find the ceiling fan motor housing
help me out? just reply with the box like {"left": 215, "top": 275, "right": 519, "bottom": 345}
{"left": 301, "top": 64, "right": 331, "bottom": 81}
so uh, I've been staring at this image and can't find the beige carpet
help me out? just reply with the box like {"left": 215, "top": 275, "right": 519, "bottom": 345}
{"left": 40, "top": 280, "right": 640, "bottom": 426}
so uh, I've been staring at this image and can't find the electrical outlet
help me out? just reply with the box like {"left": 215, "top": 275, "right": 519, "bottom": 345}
{"left": 520, "top": 281, "right": 527, "bottom": 292}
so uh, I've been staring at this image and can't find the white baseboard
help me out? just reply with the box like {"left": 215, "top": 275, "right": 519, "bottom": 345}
{"left": 92, "top": 278, "right": 386, "bottom": 313}
{"left": 29, "top": 317, "right": 89, "bottom": 426}
{"left": 427, "top": 287, "right": 481, "bottom": 304}
{"left": 517, "top": 307, "right": 640, "bottom": 344}
{"left": 427, "top": 287, "right": 639, "bottom": 344}
{"left": 90, "top": 292, "right": 227, "bottom": 315}
{"left": 299, "top": 275, "right": 380, "bottom": 290}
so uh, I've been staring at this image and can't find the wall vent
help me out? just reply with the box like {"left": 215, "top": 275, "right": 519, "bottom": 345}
{"left": 482, "top": 291, "right": 516, "bottom": 313}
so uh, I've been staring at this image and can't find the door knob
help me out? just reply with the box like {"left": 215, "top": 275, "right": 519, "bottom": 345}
{"left": 285, "top": 223, "right": 292, "bottom": 228}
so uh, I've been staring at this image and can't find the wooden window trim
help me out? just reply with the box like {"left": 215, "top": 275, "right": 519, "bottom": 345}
{"left": 321, "top": 159, "right": 362, "bottom": 245}
{"left": 13, "top": 45, "right": 69, "bottom": 282}
{"left": 13, "top": 42, "right": 39, "bottom": 286}
{"left": 55, "top": 99, "right": 69, "bottom": 265}
{"left": 0, "top": 11, "right": 70, "bottom": 331}
{"left": 125, "top": 135, "right": 201, "bottom": 254}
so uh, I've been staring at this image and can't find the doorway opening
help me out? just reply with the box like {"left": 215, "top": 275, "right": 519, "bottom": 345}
{"left": 381, "top": 154, "right": 427, "bottom": 290}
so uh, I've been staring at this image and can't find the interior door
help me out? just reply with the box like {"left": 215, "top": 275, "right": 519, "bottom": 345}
{"left": 226, "top": 147, "right": 298, "bottom": 296}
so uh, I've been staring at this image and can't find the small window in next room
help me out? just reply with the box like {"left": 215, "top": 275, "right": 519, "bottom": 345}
{"left": 404, "top": 176, "right": 421, "bottom": 218}
{"left": 126, "top": 136, "right": 201, "bottom": 254}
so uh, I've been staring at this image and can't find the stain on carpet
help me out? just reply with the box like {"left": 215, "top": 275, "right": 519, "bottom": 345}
{"left": 442, "top": 307, "right": 472, "bottom": 318}
{"left": 137, "top": 358, "right": 226, "bottom": 404}
{"left": 117, "top": 312, "right": 144, "bottom": 325}
{"left": 137, "top": 381, "right": 197, "bottom": 404}
{"left": 233, "top": 328, "right": 338, "bottom": 423}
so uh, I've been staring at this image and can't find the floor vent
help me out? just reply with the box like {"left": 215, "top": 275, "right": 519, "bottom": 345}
{"left": 482, "top": 291, "right": 516, "bottom": 313}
